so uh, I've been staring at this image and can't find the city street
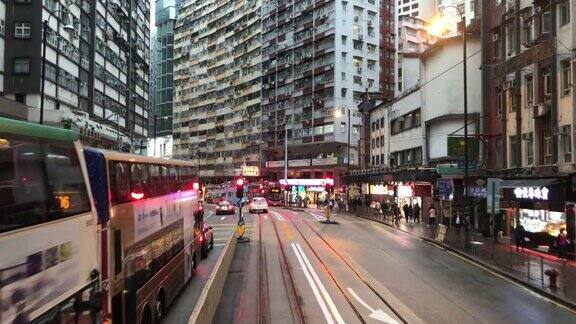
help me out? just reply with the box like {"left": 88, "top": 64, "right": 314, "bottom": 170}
{"left": 204, "top": 207, "right": 576, "bottom": 324}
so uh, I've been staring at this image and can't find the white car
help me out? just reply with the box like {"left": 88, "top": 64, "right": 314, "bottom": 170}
{"left": 249, "top": 197, "right": 268, "bottom": 214}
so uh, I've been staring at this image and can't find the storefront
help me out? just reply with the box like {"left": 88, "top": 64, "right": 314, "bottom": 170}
{"left": 500, "top": 178, "right": 571, "bottom": 250}
{"left": 280, "top": 178, "right": 333, "bottom": 207}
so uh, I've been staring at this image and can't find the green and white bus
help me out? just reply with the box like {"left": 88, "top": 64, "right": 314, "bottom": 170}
{"left": 0, "top": 117, "right": 101, "bottom": 323}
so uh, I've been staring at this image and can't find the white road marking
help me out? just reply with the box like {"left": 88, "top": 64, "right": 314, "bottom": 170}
{"left": 264, "top": 215, "right": 268, "bottom": 219}
{"left": 347, "top": 287, "right": 398, "bottom": 323}
{"left": 213, "top": 243, "right": 227, "bottom": 247}
{"left": 271, "top": 210, "right": 285, "bottom": 221}
{"left": 205, "top": 212, "right": 214, "bottom": 219}
{"left": 220, "top": 216, "right": 226, "bottom": 220}
{"left": 295, "top": 243, "right": 345, "bottom": 324}
{"left": 291, "top": 243, "right": 334, "bottom": 324}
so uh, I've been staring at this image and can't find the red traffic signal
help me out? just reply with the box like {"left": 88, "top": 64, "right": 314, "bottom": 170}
{"left": 192, "top": 182, "right": 200, "bottom": 191}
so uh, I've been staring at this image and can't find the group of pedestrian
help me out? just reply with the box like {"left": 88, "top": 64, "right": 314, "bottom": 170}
{"left": 401, "top": 203, "right": 421, "bottom": 224}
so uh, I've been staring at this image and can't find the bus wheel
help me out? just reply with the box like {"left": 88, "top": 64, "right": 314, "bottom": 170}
{"left": 141, "top": 305, "right": 152, "bottom": 324}
{"left": 155, "top": 292, "right": 165, "bottom": 323}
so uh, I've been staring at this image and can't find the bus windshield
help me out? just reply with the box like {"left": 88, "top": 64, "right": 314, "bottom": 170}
{"left": 0, "top": 133, "right": 91, "bottom": 233}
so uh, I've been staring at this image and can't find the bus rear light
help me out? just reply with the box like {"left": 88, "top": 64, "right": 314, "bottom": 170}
{"left": 130, "top": 192, "right": 145, "bottom": 200}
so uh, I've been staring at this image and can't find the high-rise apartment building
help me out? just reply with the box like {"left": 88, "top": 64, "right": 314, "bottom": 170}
{"left": 149, "top": 0, "right": 180, "bottom": 157}
{"left": 173, "top": 0, "right": 262, "bottom": 179}
{"left": 260, "top": 0, "right": 380, "bottom": 185}
{"left": 380, "top": 0, "right": 396, "bottom": 99}
{"left": 396, "top": 0, "right": 435, "bottom": 20}
{"left": 1, "top": 0, "right": 151, "bottom": 151}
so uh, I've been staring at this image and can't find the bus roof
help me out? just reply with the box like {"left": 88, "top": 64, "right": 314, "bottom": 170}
{"left": 0, "top": 116, "right": 79, "bottom": 142}
{"left": 86, "top": 147, "right": 196, "bottom": 167}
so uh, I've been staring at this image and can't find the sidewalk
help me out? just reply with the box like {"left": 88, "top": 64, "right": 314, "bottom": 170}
{"left": 343, "top": 207, "right": 576, "bottom": 308}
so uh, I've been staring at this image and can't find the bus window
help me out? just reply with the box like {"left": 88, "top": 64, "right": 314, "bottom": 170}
{"left": 110, "top": 161, "right": 130, "bottom": 205}
{"left": 159, "top": 165, "right": 170, "bottom": 195}
{"left": 148, "top": 164, "right": 163, "bottom": 197}
{"left": 130, "top": 163, "right": 149, "bottom": 198}
{"left": 45, "top": 143, "right": 91, "bottom": 215}
{"left": 0, "top": 134, "right": 90, "bottom": 233}
{"left": 168, "top": 166, "right": 179, "bottom": 193}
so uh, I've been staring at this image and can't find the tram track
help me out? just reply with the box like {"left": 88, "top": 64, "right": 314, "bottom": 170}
{"left": 277, "top": 208, "right": 407, "bottom": 324}
{"left": 264, "top": 213, "right": 306, "bottom": 324}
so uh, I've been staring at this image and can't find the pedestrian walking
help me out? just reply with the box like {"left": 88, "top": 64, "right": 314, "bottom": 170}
{"left": 402, "top": 203, "right": 409, "bottom": 222}
{"left": 454, "top": 210, "right": 462, "bottom": 233}
{"left": 393, "top": 203, "right": 400, "bottom": 224}
{"left": 407, "top": 204, "right": 414, "bottom": 224}
{"left": 413, "top": 203, "right": 421, "bottom": 223}
{"left": 514, "top": 225, "right": 527, "bottom": 252}
{"left": 557, "top": 228, "right": 570, "bottom": 261}
{"left": 428, "top": 206, "right": 437, "bottom": 226}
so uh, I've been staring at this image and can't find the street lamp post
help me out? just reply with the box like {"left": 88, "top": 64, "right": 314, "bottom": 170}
{"left": 40, "top": 14, "right": 75, "bottom": 125}
{"left": 284, "top": 125, "right": 288, "bottom": 208}
{"left": 335, "top": 105, "right": 351, "bottom": 210}
{"left": 430, "top": 8, "right": 469, "bottom": 218}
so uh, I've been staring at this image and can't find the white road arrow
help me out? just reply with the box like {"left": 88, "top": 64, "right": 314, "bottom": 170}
{"left": 347, "top": 287, "right": 399, "bottom": 323}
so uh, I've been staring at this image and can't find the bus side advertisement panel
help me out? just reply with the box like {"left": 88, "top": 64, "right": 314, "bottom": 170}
{"left": 133, "top": 192, "right": 184, "bottom": 243}
{"left": 0, "top": 214, "right": 98, "bottom": 322}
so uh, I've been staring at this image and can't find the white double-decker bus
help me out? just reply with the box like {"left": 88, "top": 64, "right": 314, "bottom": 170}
{"left": 0, "top": 117, "right": 101, "bottom": 323}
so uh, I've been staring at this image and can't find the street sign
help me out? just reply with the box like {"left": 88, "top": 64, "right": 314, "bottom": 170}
{"left": 447, "top": 136, "right": 479, "bottom": 160}
{"left": 487, "top": 178, "right": 502, "bottom": 214}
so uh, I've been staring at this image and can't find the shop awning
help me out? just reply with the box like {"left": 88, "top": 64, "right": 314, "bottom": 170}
{"left": 500, "top": 178, "right": 561, "bottom": 188}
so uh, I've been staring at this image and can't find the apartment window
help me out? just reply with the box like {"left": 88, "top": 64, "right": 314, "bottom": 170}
{"left": 398, "top": 82, "right": 403, "bottom": 92}
{"left": 341, "top": 72, "right": 346, "bottom": 80}
{"left": 496, "top": 137, "right": 504, "bottom": 168}
{"left": 541, "top": 11, "right": 551, "bottom": 34}
{"left": 0, "top": 19, "right": 5, "bottom": 36}
{"left": 507, "top": 87, "right": 516, "bottom": 112}
{"left": 367, "top": 60, "right": 375, "bottom": 70}
{"left": 14, "top": 22, "right": 31, "bottom": 38}
{"left": 542, "top": 68, "right": 552, "bottom": 97}
{"left": 561, "top": 60, "right": 571, "bottom": 92}
{"left": 14, "top": 58, "right": 30, "bottom": 74}
{"left": 561, "top": 125, "right": 572, "bottom": 162}
{"left": 525, "top": 74, "right": 533, "bottom": 107}
{"left": 525, "top": 132, "right": 534, "bottom": 165}
{"left": 353, "top": 125, "right": 359, "bottom": 134}
{"left": 509, "top": 135, "right": 518, "bottom": 167}
{"left": 353, "top": 40, "right": 362, "bottom": 50}
{"left": 561, "top": 1, "right": 570, "bottom": 26}
{"left": 354, "top": 76, "right": 362, "bottom": 85}
{"left": 341, "top": 88, "right": 348, "bottom": 98}
{"left": 367, "top": 79, "right": 374, "bottom": 89}
{"left": 341, "top": 52, "right": 347, "bottom": 63}
{"left": 497, "top": 86, "right": 503, "bottom": 114}
{"left": 342, "top": 1, "right": 348, "bottom": 11}
{"left": 340, "top": 122, "right": 346, "bottom": 133}
{"left": 543, "top": 128, "right": 552, "bottom": 163}
{"left": 341, "top": 35, "right": 347, "bottom": 45}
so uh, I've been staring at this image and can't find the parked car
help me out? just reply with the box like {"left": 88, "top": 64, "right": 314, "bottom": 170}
{"left": 215, "top": 201, "right": 236, "bottom": 215}
{"left": 200, "top": 222, "right": 214, "bottom": 259}
{"left": 249, "top": 197, "right": 269, "bottom": 214}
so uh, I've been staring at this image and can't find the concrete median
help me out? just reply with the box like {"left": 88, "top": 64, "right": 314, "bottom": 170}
{"left": 188, "top": 232, "right": 237, "bottom": 324}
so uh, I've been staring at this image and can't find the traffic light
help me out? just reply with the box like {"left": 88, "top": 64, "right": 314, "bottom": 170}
{"left": 324, "top": 177, "right": 333, "bottom": 193}
{"left": 236, "top": 178, "right": 245, "bottom": 199}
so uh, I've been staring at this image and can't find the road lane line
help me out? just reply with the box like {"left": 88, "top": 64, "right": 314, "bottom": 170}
{"left": 295, "top": 243, "right": 345, "bottom": 324}
{"left": 347, "top": 288, "right": 398, "bottom": 323}
{"left": 205, "top": 212, "right": 214, "bottom": 219}
{"left": 291, "top": 243, "right": 334, "bottom": 324}
{"left": 220, "top": 216, "right": 226, "bottom": 220}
